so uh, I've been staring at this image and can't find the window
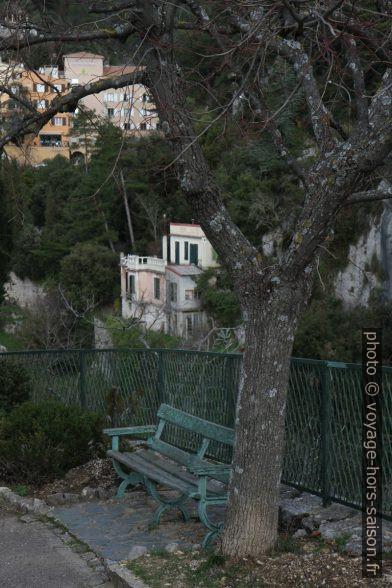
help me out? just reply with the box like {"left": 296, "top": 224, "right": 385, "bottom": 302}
{"left": 40, "top": 134, "right": 62, "bottom": 147}
{"left": 142, "top": 93, "right": 147, "bottom": 102}
{"left": 104, "top": 93, "right": 117, "bottom": 102}
{"left": 140, "top": 122, "right": 147, "bottom": 130}
{"left": 123, "top": 93, "right": 128, "bottom": 101}
{"left": 186, "top": 313, "right": 202, "bottom": 337}
{"left": 52, "top": 117, "right": 65, "bottom": 126}
{"left": 107, "top": 108, "right": 114, "bottom": 117}
{"left": 169, "top": 282, "right": 177, "bottom": 302}
{"left": 154, "top": 277, "right": 160, "bottom": 300}
{"left": 184, "top": 241, "right": 189, "bottom": 261}
{"left": 127, "top": 273, "right": 135, "bottom": 295}
{"left": 175, "top": 241, "right": 180, "bottom": 264}
{"left": 35, "top": 99, "right": 47, "bottom": 109}
{"left": 142, "top": 108, "right": 148, "bottom": 116}
{"left": 123, "top": 123, "right": 132, "bottom": 130}
{"left": 54, "top": 84, "right": 63, "bottom": 92}
{"left": 185, "top": 289, "right": 194, "bottom": 301}
{"left": 189, "top": 243, "right": 198, "bottom": 265}
{"left": 186, "top": 316, "right": 193, "bottom": 336}
{"left": 34, "top": 83, "right": 46, "bottom": 93}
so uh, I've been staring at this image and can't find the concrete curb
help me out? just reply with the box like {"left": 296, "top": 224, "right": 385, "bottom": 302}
{"left": 0, "top": 486, "right": 52, "bottom": 515}
{"left": 105, "top": 560, "right": 150, "bottom": 588}
{"left": 0, "top": 486, "right": 111, "bottom": 586}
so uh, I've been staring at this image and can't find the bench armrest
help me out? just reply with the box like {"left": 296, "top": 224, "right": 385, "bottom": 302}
{"left": 188, "top": 460, "right": 231, "bottom": 477}
{"left": 103, "top": 425, "right": 157, "bottom": 437}
{"left": 103, "top": 425, "right": 156, "bottom": 451}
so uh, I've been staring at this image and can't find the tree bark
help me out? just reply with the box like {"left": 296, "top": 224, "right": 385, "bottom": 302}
{"left": 220, "top": 269, "right": 310, "bottom": 556}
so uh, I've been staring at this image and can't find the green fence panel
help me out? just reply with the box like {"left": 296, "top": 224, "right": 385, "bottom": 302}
{"left": 0, "top": 348, "right": 390, "bottom": 518}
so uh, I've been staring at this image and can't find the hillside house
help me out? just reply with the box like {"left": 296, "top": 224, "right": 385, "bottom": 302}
{"left": 121, "top": 223, "right": 219, "bottom": 338}
{"left": 0, "top": 53, "right": 158, "bottom": 166}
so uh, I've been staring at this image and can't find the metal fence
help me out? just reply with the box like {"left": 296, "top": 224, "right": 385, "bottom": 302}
{"left": 0, "top": 348, "right": 391, "bottom": 518}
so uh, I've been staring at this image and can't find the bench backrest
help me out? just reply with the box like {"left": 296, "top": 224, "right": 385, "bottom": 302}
{"left": 157, "top": 404, "right": 234, "bottom": 446}
{"left": 147, "top": 404, "right": 234, "bottom": 480}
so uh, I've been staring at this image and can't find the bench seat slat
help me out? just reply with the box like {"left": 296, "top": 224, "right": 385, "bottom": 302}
{"left": 108, "top": 449, "right": 226, "bottom": 496}
{"left": 140, "top": 450, "right": 226, "bottom": 495}
{"left": 108, "top": 450, "right": 198, "bottom": 495}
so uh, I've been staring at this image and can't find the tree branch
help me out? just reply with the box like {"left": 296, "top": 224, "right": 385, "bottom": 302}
{"left": 344, "top": 34, "right": 368, "bottom": 129}
{"left": 0, "top": 22, "right": 137, "bottom": 52}
{"left": 246, "top": 89, "right": 307, "bottom": 185}
{"left": 0, "top": 84, "right": 36, "bottom": 113}
{"left": 0, "top": 69, "right": 146, "bottom": 150}
{"left": 273, "top": 38, "right": 336, "bottom": 151}
{"left": 345, "top": 180, "right": 392, "bottom": 204}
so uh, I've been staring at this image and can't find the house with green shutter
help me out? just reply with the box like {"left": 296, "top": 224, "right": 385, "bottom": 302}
{"left": 121, "top": 222, "right": 219, "bottom": 338}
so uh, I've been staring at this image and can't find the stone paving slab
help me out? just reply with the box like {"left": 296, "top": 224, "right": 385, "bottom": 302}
{"left": 53, "top": 490, "right": 225, "bottom": 561}
{"left": 52, "top": 485, "right": 392, "bottom": 561}
{"left": 0, "top": 509, "right": 110, "bottom": 588}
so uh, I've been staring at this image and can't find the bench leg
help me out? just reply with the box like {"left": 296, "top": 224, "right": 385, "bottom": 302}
{"left": 111, "top": 459, "right": 144, "bottom": 497}
{"left": 198, "top": 500, "right": 225, "bottom": 548}
{"left": 144, "top": 478, "right": 190, "bottom": 525}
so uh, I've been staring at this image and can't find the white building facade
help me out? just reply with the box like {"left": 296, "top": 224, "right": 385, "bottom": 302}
{"left": 121, "top": 223, "right": 219, "bottom": 338}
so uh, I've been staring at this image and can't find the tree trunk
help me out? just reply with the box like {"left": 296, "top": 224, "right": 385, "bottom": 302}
{"left": 119, "top": 169, "right": 135, "bottom": 250}
{"left": 221, "top": 286, "right": 304, "bottom": 556}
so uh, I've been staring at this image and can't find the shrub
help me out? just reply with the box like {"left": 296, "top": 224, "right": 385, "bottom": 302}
{"left": 0, "top": 361, "right": 31, "bottom": 412}
{"left": 0, "top": 400, "right": 103, "bottom": 484}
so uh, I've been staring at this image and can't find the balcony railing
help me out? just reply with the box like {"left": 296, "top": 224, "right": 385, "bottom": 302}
{"left": 121, "top": 254, "right": 166, "bottom": 272}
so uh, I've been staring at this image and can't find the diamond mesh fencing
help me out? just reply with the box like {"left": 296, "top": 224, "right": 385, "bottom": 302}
{"left": 0, "top": 348, "right": 390, "bottom": 518}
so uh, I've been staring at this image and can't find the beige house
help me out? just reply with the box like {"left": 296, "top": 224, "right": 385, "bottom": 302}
{"left": 121, "top": 223, "right": 219, "bottom": 338}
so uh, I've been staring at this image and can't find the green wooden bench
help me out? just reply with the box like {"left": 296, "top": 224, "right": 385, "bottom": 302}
{"left": 104, "top": 403, "right": 234, "bottom": 547}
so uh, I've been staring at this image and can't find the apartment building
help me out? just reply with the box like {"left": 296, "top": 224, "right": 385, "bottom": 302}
{"left": 0, "top": 53, "right": 158, "bottom": 165}
{"left": 63, "top": 52, "right": 158, "bottom": 134}
{"left": 121, "top": 223, "right": 219, "bottom": 338}
{"left": 1, "top": 66, "right": 73, "bottom": 165}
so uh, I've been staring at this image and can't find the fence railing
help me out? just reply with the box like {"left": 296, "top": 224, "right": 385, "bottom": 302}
{"left": 0, "top": 348, "right": 391, "bottom": 518}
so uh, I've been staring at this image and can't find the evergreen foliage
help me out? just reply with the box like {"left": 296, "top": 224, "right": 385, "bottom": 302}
{"left": 0, "top": 400, "right": 103, "bottom": 483}
{"left": 59, "top": 242, "right": 118, "bottom": 310}
{"left": 106, "top": 316, "right": 181, "bottom": 349}
{"left": 0, "top": 361, "right": 31, "bottom": 412}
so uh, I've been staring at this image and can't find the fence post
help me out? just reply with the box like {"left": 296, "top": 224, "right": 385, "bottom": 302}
{"left": 321, "top": 361, "right": 332, "bottom": 506}
{"left": 157, "top": 349, "right": 164, "bottom": 406}
{"left": 79, "top": 350, "right": 86, "bottom": 409}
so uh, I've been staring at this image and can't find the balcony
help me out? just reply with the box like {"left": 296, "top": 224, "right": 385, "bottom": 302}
{"left": 121, "top": 254, "right": 166, "bottom": 273}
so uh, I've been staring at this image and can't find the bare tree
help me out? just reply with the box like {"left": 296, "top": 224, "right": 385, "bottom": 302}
{"left": 1, "top": 1, "right": 392, "bottom": 557}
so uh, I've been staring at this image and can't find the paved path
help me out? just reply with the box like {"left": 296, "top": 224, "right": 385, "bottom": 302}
{"left": 0, "top": 507, "right": 112, "bottom": 588}
{"left": 54, "top": 490, "right": 225, "bottom": 560}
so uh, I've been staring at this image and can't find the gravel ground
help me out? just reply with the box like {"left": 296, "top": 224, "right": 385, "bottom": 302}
{"left": 128, "top": 545, "right": 392, "bottom": 587}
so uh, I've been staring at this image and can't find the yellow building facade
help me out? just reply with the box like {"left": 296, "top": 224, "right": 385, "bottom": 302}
{"left": 0, "top": 54, "right": 158, "bottom": 166}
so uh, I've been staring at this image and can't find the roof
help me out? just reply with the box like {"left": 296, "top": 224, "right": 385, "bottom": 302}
{"left": 170, "top": 222, "right": 201, "bottom": 228}
{"left": 63, "top": 52, "right": 104, "bottom": 59}
{"left": 167, "top": 264, "right": 203, "bottom": 277}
